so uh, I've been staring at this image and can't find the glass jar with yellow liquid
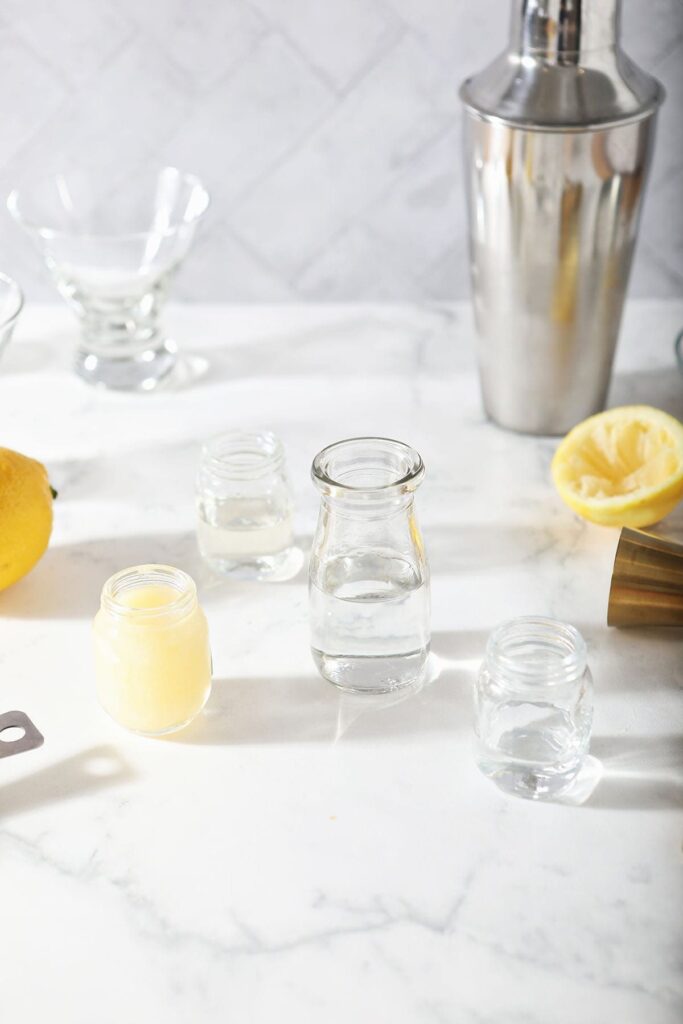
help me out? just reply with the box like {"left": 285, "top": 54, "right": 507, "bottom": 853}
{"left": 93, "top": 564, "right": 212, "bottom": 735}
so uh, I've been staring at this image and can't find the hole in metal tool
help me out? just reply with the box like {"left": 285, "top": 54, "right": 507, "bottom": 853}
{"left": 0, "top": 711, "right": 44, "bottom": 759}
{"left": 0, "top": 726, "right": 26, "bottom": 743}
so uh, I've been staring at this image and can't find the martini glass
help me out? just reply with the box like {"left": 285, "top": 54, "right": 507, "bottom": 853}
{"left": 8, "top": 167, "right": 209, "bottom": 391}
{"left": 0, "top": 272, "right": 23, "bottom": 366}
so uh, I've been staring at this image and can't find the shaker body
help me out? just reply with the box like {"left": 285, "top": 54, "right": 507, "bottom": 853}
{"left": 462, "top": 110, "right": 658, "bottom": 435}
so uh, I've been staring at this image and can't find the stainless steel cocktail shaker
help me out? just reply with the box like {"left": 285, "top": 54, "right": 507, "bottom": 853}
{"left": 460, "top": 0, "right": 663, "bottom": 434}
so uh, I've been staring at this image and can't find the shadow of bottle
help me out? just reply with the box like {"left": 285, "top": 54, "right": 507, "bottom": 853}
{"left": 169, "top": 631, "right": 484, "bottom": 748}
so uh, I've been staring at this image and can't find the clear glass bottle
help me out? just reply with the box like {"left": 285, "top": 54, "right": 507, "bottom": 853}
{"left": 93, "top": 564, "right": 212, "bottom": 736}
{"left": 309, "top": 437, "right": 430, "bottom": 694}
{"left": 474, "top": 616, "right": 594, "bottom": 799}
{"left": 196, "top": 430, "right": 296, "bottom": 580}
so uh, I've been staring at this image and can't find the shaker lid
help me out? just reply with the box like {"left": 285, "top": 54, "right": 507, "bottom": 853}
{"left": 460, "top": 1, "right": 663, "bottom": 130}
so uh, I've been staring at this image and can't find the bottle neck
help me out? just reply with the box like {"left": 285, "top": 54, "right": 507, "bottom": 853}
{"left": 510, "top": 0, "right": 620, "bottom": 61}
{"left": 321, "top": 491, "right": 415, "bottom": 522}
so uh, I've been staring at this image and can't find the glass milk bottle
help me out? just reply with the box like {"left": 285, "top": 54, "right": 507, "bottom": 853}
{"left": 196, "top": 431, "right": 296, "bottom": 580}
{"left": 309, "top": 437, "right": 430, "bottom": 693}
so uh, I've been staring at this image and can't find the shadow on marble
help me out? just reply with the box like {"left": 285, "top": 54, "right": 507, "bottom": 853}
{"left": 569, "top": 622, "right": 683, "bottom": 694}
{"left": 171, "top": 630, "right": 484, "bottom": 746}
{"left": 0, "top": 526, "right": 310, "bottom": 620}
{"left": 583, "top": 734, "right": 683, "bottom": 811}
{"left": 0, "top": 744, "right": 135, "bottom": 820}
{"left": 609, "top": 367, "right": 683, "bottom": 420}
{"left": 431, "top": 628, "right": 487, "bottom": 669}
{"left": 0, "top": 532, "right": 203, "bottom": 619}
{"left": 425, "top": 522, "right": 562, "bottom": 574}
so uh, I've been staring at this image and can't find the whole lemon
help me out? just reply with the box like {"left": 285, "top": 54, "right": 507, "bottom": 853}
{"left": 0, "top": 448, "right": 54, "bottom": 592}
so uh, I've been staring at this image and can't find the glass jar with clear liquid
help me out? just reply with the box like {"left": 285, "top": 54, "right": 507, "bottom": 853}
{"left": 196, "top": 431, "right": 296, "bottom": 580}
{"left": 309, "top": 437, "right": 430, "bottom": 694}
{"left": 475, "top": 617, "right": 594, "bottom": 800}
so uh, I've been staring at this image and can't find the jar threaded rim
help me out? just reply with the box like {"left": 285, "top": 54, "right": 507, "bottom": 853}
{"left": 200, "top": 430, "right": 285, "bottom": 482}
{"left": 485, "top": 616, "right": 587, "bottom": 686}
{"left": 100, "top": 564, "right": 197, "bottom": 621}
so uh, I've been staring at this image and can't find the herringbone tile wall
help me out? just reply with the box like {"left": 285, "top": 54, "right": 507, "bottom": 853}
{"left": 0, "top": 0, "right": 681, "bottom": 301}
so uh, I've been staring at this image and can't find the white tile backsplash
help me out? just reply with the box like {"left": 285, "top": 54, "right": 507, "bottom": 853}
{"left": 0, "top": 28, "right": 67, "bottom": 165}
{"left": 0, "top": 0, "right": 680, "bottom": 301}
{"left": 161, "top": 34, "right": 334, "bottom": 207}
{"left": 250, "top": 0, "right": 402, "bottom": 92}
{"left": 231, "top": 34, "right": 452, "bottom": 281}
{"left": 2, "top": 0, "right": 133, "bottom": 89}
{"left": 120, "top": 0, "right": 267, "bottom": 91}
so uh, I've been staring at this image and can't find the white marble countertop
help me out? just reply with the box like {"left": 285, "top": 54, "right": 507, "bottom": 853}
{"left": 0, "top": 301, "right": 681, "bottom": 1023}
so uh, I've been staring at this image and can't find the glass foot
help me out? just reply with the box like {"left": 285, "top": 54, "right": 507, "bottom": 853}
{"left": 75, "top": 338, "right": 177, "bottom": 391}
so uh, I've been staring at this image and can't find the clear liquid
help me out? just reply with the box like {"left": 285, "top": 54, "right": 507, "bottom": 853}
{"left": 310, "top": 551, "right": 429, "bottom": 693}
{"left": 476, "top": 699, "right": 590, "bottom": 800}
{"left": 197, "top": 495, "right": 293, "bottom": 579}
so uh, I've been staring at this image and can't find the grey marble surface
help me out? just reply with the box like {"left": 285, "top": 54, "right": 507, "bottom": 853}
{"left": 0, "top": 300, "right": 681, "bottom": 1023}
{"left": 0, "top": 0, "right": 680, "bottom": 302}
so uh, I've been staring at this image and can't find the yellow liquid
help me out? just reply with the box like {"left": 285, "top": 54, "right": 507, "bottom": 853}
{"left": 94, "top": 584, "right": 212, "bottom": 735}
{"left": 121, "top": 585, "right": 181, "bottom": 610}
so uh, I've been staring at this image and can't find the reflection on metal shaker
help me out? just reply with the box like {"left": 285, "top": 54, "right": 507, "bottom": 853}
{"left": 460, "top": 0, "right": 664, "bottom": 434}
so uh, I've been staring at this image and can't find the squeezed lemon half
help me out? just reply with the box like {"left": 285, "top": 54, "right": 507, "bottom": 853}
{"left": 551, "top": 405, "right": 683, "bottom": 527}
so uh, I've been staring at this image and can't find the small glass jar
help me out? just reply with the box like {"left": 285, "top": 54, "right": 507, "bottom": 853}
{"left": 309, "top": 437, "right": 430, "bottom": 694}
{"left": 474, "top": 616, "right": 594, "bottom": 799}
{"left": 196, "top": 430, "right": 296, "bottom": 580}
{"left": 93, "top": 564, "right": 212, "bottom": 736}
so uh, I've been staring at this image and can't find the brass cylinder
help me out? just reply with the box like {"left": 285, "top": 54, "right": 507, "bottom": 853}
{"left": 608, "top": 528, "right": 683, "bottom": 627}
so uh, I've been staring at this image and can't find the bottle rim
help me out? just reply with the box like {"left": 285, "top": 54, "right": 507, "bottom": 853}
{"left": 311, "top": 437, "right": 424, "bottom": 497}
{"left": 200, "top": 430, "right": 285, "bottom": 481}
{"left": 100, "top": 564, "right": 197, "bottom": 622}
{"left": 485, "top": 615, "right": 587, "bottom": 686}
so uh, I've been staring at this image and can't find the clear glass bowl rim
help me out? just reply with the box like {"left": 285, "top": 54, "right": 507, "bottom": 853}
{"left": 6, "top": 166, "right": 210, "bottom": 243}
{"left": 0, "top": 271, "right": 24, "bottom": 331}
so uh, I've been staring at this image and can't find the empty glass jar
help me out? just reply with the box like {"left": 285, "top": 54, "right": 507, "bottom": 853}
{"left": 474, "top": 616, "right": 594, "bottom": 800}
{"left": 309, "top": 437, "right": 430, "bottom": 694}
{"left": 196, "top": 430, "right": 296, "bottom": 580}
